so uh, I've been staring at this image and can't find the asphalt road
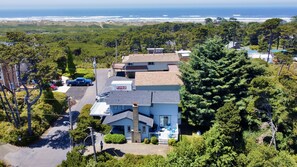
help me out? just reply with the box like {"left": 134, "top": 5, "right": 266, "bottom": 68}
{"left": 66, "top": 86, "right": 88, "bottom": 101}
{"left": 1, "top": 69, "right": 109, "bottom": 167}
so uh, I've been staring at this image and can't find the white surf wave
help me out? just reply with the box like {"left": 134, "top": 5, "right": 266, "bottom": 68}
{"left": 0, "top": 16, "right": 292, "bottom": 23}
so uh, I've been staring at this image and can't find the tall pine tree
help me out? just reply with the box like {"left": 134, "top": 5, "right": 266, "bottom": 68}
{"left": 180, "top": 38, "right": 253, "bottom": 128}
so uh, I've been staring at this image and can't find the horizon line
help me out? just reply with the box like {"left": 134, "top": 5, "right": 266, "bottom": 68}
{"left": 1, "top": 5, "right": 297, "bottom": 10}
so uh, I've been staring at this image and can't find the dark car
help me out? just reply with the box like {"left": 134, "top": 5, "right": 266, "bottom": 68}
{"left": 66, "top": 77, "right": 92, "bottom": 86}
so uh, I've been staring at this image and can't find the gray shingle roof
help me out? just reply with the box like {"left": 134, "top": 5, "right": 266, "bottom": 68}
{"left": 105, "top": 91, "right": 152, "bottom": 106}
{"left": 103, "top": 110, "right": 154, "bottom": 127}
{"left": 105, "top": 90, "right": 180, "bottom": 106}
{"left": 152, "top": 91, "right": 180, "bottom": 104}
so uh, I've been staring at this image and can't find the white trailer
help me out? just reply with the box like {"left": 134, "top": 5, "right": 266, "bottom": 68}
{"left": 111, "top": 80, "right": 133, "bottom": 91}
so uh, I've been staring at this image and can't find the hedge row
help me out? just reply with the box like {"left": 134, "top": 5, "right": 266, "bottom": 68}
{"left": 104, "top": 134, "right": 126, "bottom": 144}
{"left": 143, "top": 137, "right": 177, "bottom": 145}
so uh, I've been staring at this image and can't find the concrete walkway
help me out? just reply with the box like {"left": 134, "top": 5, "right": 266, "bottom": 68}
{"left": 53, "top": 76, "right": 70, "bottom": 93}
{"left": 0, "top": 144, "right": 19, "bottom": 160}
{"left": 84, "top": 133, "right": 170, "bottom": 157}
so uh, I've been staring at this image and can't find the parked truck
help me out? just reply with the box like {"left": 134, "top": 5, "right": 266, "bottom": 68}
{"left": 66, "top": 77, "right": 92, "bottom": 86}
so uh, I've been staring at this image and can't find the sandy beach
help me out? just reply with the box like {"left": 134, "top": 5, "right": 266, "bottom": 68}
{"left": 0, "top": 17, "right": 292, "bottom": 27}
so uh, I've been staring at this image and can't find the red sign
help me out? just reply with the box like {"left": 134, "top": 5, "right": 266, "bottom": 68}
{"left": 116, "top": 86, "right": 127, "bottom": 90}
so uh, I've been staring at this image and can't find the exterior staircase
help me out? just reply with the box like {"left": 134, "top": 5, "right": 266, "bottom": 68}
{"left": 158, "top": 138, "right": 168, "bottom": 145}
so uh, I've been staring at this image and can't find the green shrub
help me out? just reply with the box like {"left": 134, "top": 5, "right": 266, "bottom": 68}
{"left": 59, "top": 146, "right": 87, "bottom": 167}
{"left": 104, "top": 134, "right": 126, "bottom": 144}
{"left": 144, "top": 138, "right": 150, "bottom": 144}
{"left": 150, "top": 136, "right": 158, "bottom": 145}
{"left": 70, "top": 104, "right": 103, "bottom": 143}
{"left": 63, "top": 73, "right": 71, "bottom": 78}
{"left": 250, "top": 45, "right": 259, "bottom": 50}
{"left": 104, "top": 134, "right": 112, "bottom": 144}
{"left": 74, "top": 68, "right": 94, "bottom": 80}
{"left": 83, "top": 73, "right": 95, "bottom": 81}
{"left": 101, "top": 124, "right": 112, "bottom": 135}
{"left": 168, "top": 138, "right": 177, "bottom": 146}
{"left": 0, "top": 160, "right": 7, "bottom": 167}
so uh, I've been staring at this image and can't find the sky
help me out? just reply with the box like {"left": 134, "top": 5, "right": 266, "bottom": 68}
{"left": 1, "top": 0, "right": 297, "bottom": 9}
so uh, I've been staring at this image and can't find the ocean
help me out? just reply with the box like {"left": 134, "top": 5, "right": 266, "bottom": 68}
{"left": 0, "top": 7, "right": 296, "bottom": 23}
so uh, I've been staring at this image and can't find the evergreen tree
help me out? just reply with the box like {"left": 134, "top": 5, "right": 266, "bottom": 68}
{"left": 180, "top": 38, "right": 252, "bottom": 128}
{"left": 215, "top": 102, "right": 242, "bottom": 146}
{"left": 66, "top": 46, "right": 76, "bottom": 78}
{"left": 261, "top": 18, "right": 282, "bottom": 62}
{"left": 60, "top": 146, "right": 87, "bottom": 167}
{"left": 203, "top": 124, "right": 238, "bottom": 167}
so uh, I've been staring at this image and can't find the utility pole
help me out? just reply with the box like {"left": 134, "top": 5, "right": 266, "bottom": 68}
{"left": 115, "top": 40, "right": 118, "bottom": 63}
{"left": 88, "top": 127, "right": 97, "bottom": 162}
{"left": 93, "top": 58, "right": 98, "bottom": 96}
{"left": 68, "top": 96, "right": 73, "bottom": 130}
{"left": 68, "top": 96, "right": 73, "bottom": 149}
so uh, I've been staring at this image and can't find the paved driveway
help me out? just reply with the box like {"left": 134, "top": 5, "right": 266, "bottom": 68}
{"left": 2, "top": 69, "right": 109, "bottom": 167}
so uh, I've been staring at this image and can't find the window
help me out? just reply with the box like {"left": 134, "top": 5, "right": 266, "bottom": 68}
{"left": 142, "top": 126, "right": 146, "bottom": 134}
{"left": 127, "top": 126, "right": 131, "bottom": 133}
{"left": 128, "top": 63, "right": 133, "bottom": 66}
{"left": 160, "top": 116, "right": 171, "bottom": 127}
{"left": 148, "top": 62, "right": 154, "bottom": 65}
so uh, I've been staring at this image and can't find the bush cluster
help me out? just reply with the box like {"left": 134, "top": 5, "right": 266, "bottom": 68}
{"left": 104, "top": 134, "right": 126, "bottom": 144}
{"left": 73, "top": 68, "right": 95, "bottom": 80}
{"left": 150, "top": 136, "right": 158, "bottom": 145}
{"left": 168, "top": 138, "right": 177, "bottom": 146}
{"left": 143, "top": 138, "right": 150, "bottom": 144}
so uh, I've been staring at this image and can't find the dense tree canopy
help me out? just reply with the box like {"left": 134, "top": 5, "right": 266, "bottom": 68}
{"left": 180, "top": 38, "right": 259, "bottom": 128}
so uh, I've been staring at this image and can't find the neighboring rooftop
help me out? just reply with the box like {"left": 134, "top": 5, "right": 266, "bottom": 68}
{"left": 122, "top": 53, "right": 180, "bottom": 63}
{"left": 135, "top": 71, "right": 183, "bottom": 86}
{"left": 112, "top": 63, "right": 125, "bottom": 70}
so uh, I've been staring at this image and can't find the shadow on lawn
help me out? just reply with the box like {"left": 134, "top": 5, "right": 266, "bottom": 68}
{"left": 103, "top": 148, "right": 125, "bottom": 157}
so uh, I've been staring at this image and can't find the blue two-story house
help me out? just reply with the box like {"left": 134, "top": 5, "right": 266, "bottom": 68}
{"left": 90, "top": 90, "right": 180, "bottom": 141}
